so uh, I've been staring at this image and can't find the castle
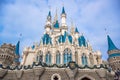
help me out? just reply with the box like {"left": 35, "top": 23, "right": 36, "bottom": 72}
{"left": 0, "top": 6, "right": 120, "bottom": 80}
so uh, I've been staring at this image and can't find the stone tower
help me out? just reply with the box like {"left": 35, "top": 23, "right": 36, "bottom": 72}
{"left": 0, "top": 41, "right": 20, "bottom": 66}
{"left": 0, "top": 43, "right": 16, "bottom": 66}
{"left": 107, "top": 35, "right": 120, "bottom": 71}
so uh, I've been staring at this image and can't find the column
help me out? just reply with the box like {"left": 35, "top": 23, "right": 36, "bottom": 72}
{"left": 43, "top": 53, "right": 45, "bottom": 63}
{"left": 61, "top": 52, "right": 63, "bottom": 64}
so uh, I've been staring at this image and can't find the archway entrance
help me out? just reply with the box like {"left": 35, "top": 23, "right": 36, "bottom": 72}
{"left": 81, "top": 77, "right": 91, "bottom": 80}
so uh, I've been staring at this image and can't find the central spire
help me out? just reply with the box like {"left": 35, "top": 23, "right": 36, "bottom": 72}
{"left": 47, "top": 10, "right": 51, "bottom": 21}
{"left": 48, "top": 11, "right": 51, "bottom": 17}
{"left": 62, "top": 6, "right": 65, "bottom": 14}
{"left": 75, "top": 27, "right": 79, "bottom": 33}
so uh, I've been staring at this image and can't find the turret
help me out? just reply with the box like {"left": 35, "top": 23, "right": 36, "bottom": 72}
{"left": 14, "top": 41, "right": 20, "bottom": 66}
{"left": 78, "top": 34, "right": 87, "bottom": 47}
{"left": 45, "top": 11, "right": 52, "bottom": 34}
{"left": 75, "top": 27, "right": 79, "bottom": 39}
{"left": 52, "top": 9, "right": 60, "bottom": 35}
{"left": 61, "top": 6, "right": 68, "bottom": 33}
{"left": 107, "top": 35, "right": 120, "bottom": 71}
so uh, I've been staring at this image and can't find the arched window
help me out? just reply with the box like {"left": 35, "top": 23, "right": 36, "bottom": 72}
{"left": 96, "top": 56, "right": 99, "bottom": 64}
{"left": 89, "top": 53, "right": 94, "bottom": 65}
{"left": 63, "top": 48, "right": 72, "bottom": 64}
{"left": 82, "top": 53, "right": 88, "bottom": 65}
{"left": 36, "top": 51, "right": 43, "bottom": 62}
{"left": 68, "top": 53, "right": 72, "bottom": 62}
{"left": 46, "top": 51, "right": 51, "bottom": 64}
{"left": 75, "top": 51, "right": 78, "bottom": 64}
{"left": 56, "top": 51, "right": 61, "bottom": 64}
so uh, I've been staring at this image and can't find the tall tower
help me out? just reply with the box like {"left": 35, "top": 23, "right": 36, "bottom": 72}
{"left": 61, "top": 6, "right": 68, "bottom": 33}
{"left": 45, "top": 11, "right": 52, "bottom": 34}
{"left": 0, "top": 43, "right": 16, "bottom": 66}
{"left": 14, "top": 41, "right": 20, "bottom": 66}
{"left": 107, "top": 35, "right": 120, "bottom": 71}
{"left": 52, "top": 9, "right": 61, "bottom": 35}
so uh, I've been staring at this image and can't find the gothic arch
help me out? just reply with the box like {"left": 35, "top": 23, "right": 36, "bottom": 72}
{"left": 56, "top": 51, "right": 61, "bottom": 64}
{"left": 64, "top": 46, "right": 72, "bottom": 52}
{"left": 63, "top": 48, "right": 72, "bottom": 64}
{"left": 75, "top": 51, "right": 78, "bottom": 64}
{"left": 46, "top": 51, "right": 52, "bottom": 64}
{"left": 81, "top": 53, "right": 88, "bottom": 65}
{"left": 89, "top": 53, "right": 94, "bottom": 65}
{"left": 51, "top": 73, "right": 61, "bottom": 80}
{"left": 78, "top": 74, "right": 95, "bottom": 80}
{"left": 36, "top": 50, "right": 43, "bottom": 62}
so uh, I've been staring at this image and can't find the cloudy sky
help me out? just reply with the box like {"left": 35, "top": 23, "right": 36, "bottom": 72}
{"left": 0, "top": 0, "right": 120, "bottom": 60}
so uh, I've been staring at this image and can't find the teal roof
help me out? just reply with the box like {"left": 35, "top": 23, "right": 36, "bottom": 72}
{"left": 15, "top": 41, "right": 20, "bottom": 56}
{"left": 48, "top": 11, "right": 51, "bottom": 17}
{"left": 54, "top": 20, "right": 59, "bottom": 28}
{"left": 58, "top": 35, "right": 64, "bottom": 43}
{"left": 31, "top": 45, "right": 35, "bottom": 49}
{"left": 75, "top": 27, "right": 79, "bottom": 33}
{"left": 58, "top": 32, "right": 73, "bottom": 44}
{"left": 58, "top": 31, "right": 67, "bottom": 43}
{"left": 68, "top": 35, "right": 72, "bottom": 44}
{"left": 62, "top": 6, "right": 65, "bottom": 14}
{"left": 107, "top": 35, "right": 118, "bottom": 51}
{"left": 42, "top": 34, "right": 52, "bottom": 45}
{"left": 78, "top": 35, "right": 86, "bottom": 47}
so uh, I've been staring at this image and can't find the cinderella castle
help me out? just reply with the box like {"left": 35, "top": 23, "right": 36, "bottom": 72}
{"left": 0, "top": 6, "right": 120, "bottom": 80}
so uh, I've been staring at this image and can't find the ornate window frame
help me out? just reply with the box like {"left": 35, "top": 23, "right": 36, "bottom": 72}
{"left": 56, "top": 51, "right": 61, "bottom": 64}
{"left": 36, "top": 50, "right": 43, "bottom": 62}
{"left": 81, "top": 53, "right": 88, "bottom": 65}
{"left": 51, "top": 73, "right": 61, "bottom": 80}
{"left": 46, "top": 51, "right": 51, "bottom": 64}
{"left": 63, "top": 48, "right": 72, "bottom": 64}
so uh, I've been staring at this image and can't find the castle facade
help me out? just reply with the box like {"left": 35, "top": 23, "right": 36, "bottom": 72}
{"left": 0, "top": 6, "right": 120, "bottom": 80}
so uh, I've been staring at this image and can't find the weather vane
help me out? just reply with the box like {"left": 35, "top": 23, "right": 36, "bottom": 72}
{"left": 104, "top": 28, "right": 108, "bottom": 35}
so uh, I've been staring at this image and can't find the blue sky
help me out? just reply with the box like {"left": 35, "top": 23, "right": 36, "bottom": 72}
{"left": 0, "top": 0, "right": 120, "bottom": 60}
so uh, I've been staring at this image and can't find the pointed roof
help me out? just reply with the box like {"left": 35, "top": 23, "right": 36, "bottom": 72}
{"left": 48, "top": 11, "right": 51, "bottom": 17}
{"left": 15, "top": 41, "right": 20, "bottom": 56}
{"left": 54, "top": 9, "right": 58, "bottom": 22}
{"left": 107, "top": 35, "right": 118, "bottom": 51}
{"left": 31, "top": 45, "right": 35, "bottom": 49}
{"left": 75, "top": 27, "right": 79, "bottom": 33}
{"left": 62, "top": 6, "right": 65, "bottom": 14}
{"left": 58, "top": 31, "right": 67, "bottom": 43}
{"left": 42, "top": 33, "right": 52, "bottom": 45}
{"left": 54, "top": 20, "right": 59, "bottom": 28}
{"left": 68, "top": 35, "right": 72, "bottom": 44}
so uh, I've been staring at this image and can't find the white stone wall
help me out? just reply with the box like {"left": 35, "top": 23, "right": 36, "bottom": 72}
{"left": 21, "top": 40, "right": 102, "bottom": 66}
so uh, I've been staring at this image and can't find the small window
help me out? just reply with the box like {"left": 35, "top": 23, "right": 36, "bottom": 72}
{"left": 54, "top": 76, "right": 58, "bottom": 80}
{"left": 51, "top": 73, "right": 61, "bottom": 80}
